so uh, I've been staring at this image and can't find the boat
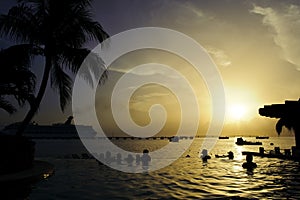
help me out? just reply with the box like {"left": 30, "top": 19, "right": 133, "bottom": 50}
{"left": 255, "top": 136, "right": 269, "bottom": 139}
{"left": 1, "top": 116, "right": 96, "bottom": 139}
{"left": 219, "top": 136, "right": 229, "bottom": 139}
{"left": 235, "top": 137, "right": 262, "bottom": 146}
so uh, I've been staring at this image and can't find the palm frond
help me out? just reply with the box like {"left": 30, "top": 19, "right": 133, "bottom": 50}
{"left": 70, "top": 8, "right": 109, "bottom": 44}
{"left": 69, "top": 0, "right": 92, "bottom": 8}
{"left": 0, "top": 45, "right": 36, "bottom": 106}
{"left": 50, "top": 62, "right": 72, "bottom": 111}
{"left": 0, "top": 4, "right": 38, "bottom": 43}
{"left": 0, "top": 45, "right": 36, "bottom": 86}
{"left": 58, "top": 47, "right": 107, "bottom": 86}
{"left": 0, "top": 97, "right": 17, "bottom": 114}
{"left": 59, "top": 47, "right": 91, "bottom": 73}
{"left": 0, "top": 44, "right": 38, "bottom": 70}
{"left": 46, "top": 0, "right": 108, "bottom": 49}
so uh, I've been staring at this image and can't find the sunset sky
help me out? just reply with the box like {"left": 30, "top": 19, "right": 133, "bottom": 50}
{"left": 1, "top": 0, "right": 300, "bottom": 136}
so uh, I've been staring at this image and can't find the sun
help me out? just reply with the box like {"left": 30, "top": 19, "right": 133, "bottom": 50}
{"left": 227, "top": 104, "right": 247, "bottom": 121}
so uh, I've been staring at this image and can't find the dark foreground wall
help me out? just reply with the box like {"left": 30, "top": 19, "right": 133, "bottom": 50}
{"left": 0, "top": 135, "right": 35, "bottom": 174}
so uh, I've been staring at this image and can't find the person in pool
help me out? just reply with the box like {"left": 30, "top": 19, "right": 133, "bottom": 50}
{"left": 228, "top": 151, "right": 234, "bottom": 159}
{"left": 201, "top": 149, "right": 211, "bottom": 162}
{"left": 141, "top": 149, "right": 151, "bottom": 167}
{"left": 242, "top": 154, "right": 257, "bottom": 169}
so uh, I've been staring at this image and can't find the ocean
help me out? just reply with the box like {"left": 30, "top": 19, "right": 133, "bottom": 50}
{"left": 12, "top": 137, "right": 300, "bottom": 199}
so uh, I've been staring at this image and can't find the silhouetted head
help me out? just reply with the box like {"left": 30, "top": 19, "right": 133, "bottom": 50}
{"left": 64, "top": 116, "right": 74, "bottom": 125}
{"left": 143, "top": 149, "right": 149, "bottom": 154}
{"left": 106, "top": 151, "right": 111, "bottom": 158}
{"left": 228, "top": 151, "right": 234, "bottom": 159}
{"left": 246, "top": 154, "right": 253, "bottom": 162}
{"left": 201, "top": 149, "right": 208, "bottom": 156}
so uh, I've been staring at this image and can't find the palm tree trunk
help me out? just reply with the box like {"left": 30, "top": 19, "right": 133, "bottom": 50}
{"left": 16, "top": 56, "right": 52, "bottom": 136}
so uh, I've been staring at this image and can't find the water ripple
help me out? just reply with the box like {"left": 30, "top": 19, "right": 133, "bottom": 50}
{"left": 28, "top": 137, "right": 300, "bottom": 199}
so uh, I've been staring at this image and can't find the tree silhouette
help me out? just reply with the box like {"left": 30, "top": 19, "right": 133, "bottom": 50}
{"left": 259, "top": 100, "right": 300, "bottom": 148}
{"left": 275, "top": 115, "right": 300, "bottom": 148}
{"left": 0, "top": 0, "right": 108, "bottom": 135}
{"left": 0, "top": 45, "right": 36, "bottom": 114}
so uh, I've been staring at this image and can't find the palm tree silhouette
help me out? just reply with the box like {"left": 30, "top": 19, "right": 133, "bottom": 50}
{"left": 0, "top": 45, "right": 36, "bottom": 114}
{"left": 0, "top": 0, "right": 108, "bottom": 135}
